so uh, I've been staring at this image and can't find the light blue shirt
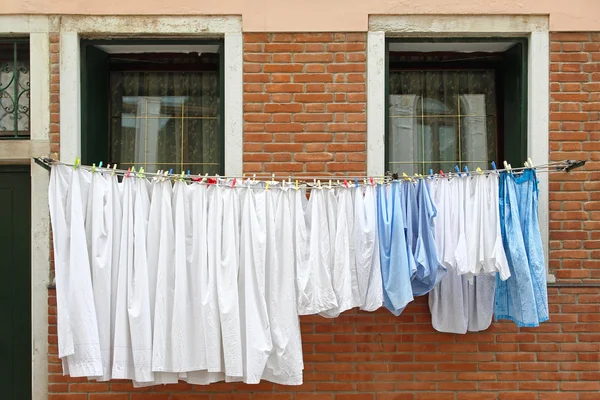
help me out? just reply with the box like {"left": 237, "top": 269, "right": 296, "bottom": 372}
{"left": 377, "top": 182, "right": 413, "bottom": 315}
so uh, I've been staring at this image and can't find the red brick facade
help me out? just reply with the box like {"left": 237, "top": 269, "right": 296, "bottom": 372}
{"left": 47, "top": 32, "right": 600, "bottom": 399}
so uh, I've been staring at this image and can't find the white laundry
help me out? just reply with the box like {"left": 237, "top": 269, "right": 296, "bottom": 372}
{"left": 49, "top": 165, "right": 103, "bottom": 378}
{"left": 295, "top": 187, "right": 338, "bottom": 315}
{"left": 219, "top": 185, "right": 243, "bottom": 378}
{"left": 237, "top": 186, "right": 272, "bottom": 383}
{"left": 88, "top": 171, "right": 113, "bottom": 381}
{"left": 355, "top": 185, "right": 383, "bottom": 312}
{"left": 263, "top": 186, "right": 303, "bottom": 385}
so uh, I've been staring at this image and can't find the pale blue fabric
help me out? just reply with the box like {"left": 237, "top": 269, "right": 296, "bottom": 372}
{"left": 377, "top": 182, "right": 413, "bottom": 315}
{"left": 402, "top": 181, "right": 445, "bottom": 296}
{"left": 514, "top": 169, "right": 549, "bottom": 323}
{"left": 494, "top": 171, "right": 541, "bottom": 327}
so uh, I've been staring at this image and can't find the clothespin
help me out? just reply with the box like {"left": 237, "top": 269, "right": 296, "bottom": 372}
{"left": 317, "top": 180, "right": 322, "bottom": 189}
{"left": 429, "top": 169, "right": 434, "bottom": 179}
{"left": 231, "top": 178, "right": 237, "bottom": 188}
{"left": 370, "top": 177, "right": 374, "bottom": 186}
{"left": 92, "top": 163, "right": 96, "bottom": 173}
{"left": 202, "top": 173, "right": 208, "bottom": 183}
{"left": 266, "top": 181, "right": 270, "bottom": 191}
{"left": 98, "top": 161, "right": 103, "bottom": 169}
{"left": 476, "top": 167, "right": 483, "bottom": 175}
{"left": 402, "top": 172, "right": 410, "bottom": 181}
{"left": 379, "top": 177, "right": 384, "bottom": 185}
{"left": 187, "top": 170, "right": 191, "bottom": 177}
{"left": 464, "top": 166, "right": 470, "bottom": 176}
{"left": 126, "top": 167, "right": 131, "bottom": 178}
{"left": 355, "top": 178, "right": 359, "bottom": 188}
{"left": 131, "top": 166, "right": 136, "bottom": 176}
{"left": 271, "top": 173, "right": 276, "bottom": 185}
{"left": 329, "top": 179, "right": 332, "bottom": 189}
{"left": 454, "top": 165, "right": 461, "bottom": 177}
{"left": 527, "top": 157, "right": 533, "bottom": 168}
{"left": 73, "top": 156, "right": 80, "bottom": 170}
{"left": 179, "top": 171, "right": 184, "bottom": 182}
{"left": 112, "top": 164, "right": 117, "bottom": 176}
{"left": 252, "top": 174, "right": 257, "bottom": 184}
{"left": 295, "top": 180, "right": 299, "bottom": 191}
{"left": 439, "top": 170, "right": 445, "bottom": 178}
{"left": 138, "top": 167, "right": 144, "bottom": 178}
{"left": 491, "top": 161, "right": 497, "bottom": 171}
{"left": 503, "top": 161, "right": 509, "bottom": 171}
{"left": 343, "top": 179, "right": 349, "bottom": 188}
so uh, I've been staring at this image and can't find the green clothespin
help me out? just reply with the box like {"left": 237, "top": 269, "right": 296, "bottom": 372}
{"left": 179, "top": 171, "right": 184, "bottom": 182}
{"left": 74, "top": 156, "right": 80, "bottom": 170}
{"left": 137, "top": 167, "right": 144, "bottom": 179}
{"left": 92, "top": 163, "right": 96, "bottom": 173}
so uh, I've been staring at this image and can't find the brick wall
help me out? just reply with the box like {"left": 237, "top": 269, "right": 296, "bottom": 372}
{"left": 47, "top": 32, "right": 600, "bottom": 399}
{"left": 549, "top": 32, "right": 600, "bottom": 281}
{"left": 243, "top": 33, "right": 367, "bottom": 176}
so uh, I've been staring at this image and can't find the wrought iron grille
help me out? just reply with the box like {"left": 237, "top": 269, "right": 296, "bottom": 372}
{"left": 0, "top": 39, "right": 30, "bottom": 139}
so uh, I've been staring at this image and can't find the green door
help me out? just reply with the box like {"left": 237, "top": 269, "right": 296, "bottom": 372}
{"left": 0, "top": 166, "right": 31, "bottom": 400}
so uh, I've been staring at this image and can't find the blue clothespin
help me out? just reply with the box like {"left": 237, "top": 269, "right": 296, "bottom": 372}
{"left": 169, "top": 169, "right": 173, "bottom": 175}
{"left": 455, "top": 165, "right": 461, "bottom": 177}
{"left": 491, "top": 161, "right": 497, "bottom": 171}
{"left": 355, "top": 178, "right": 359, "bottom": 187}
{"left": 98, "top": 161, "right": 103, "bottom": 169}
{"left": 187, "top": 170, "right": 190, "bottom": 176}
{"left": 464, "top": 166, "right": 470, "bottom": 176}
{"left": 429, "top": 169, "right": 434, "bottom": 179}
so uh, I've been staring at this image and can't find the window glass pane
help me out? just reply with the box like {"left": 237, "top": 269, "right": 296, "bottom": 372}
{"left": 388, "top": 68, "right": 496, "bottom": 174}
{"left": 0, "top": 41, "right": 30, "bottom": 138}
{"left": 109, "top": 60, "right": 221, "bottom": 174}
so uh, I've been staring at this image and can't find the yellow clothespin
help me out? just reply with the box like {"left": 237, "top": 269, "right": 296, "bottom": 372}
{"left": 476, "top": 167, "right": 483, "bottom": 175}
{"left": 92, "top": 163, "right": 96, "bottom": 173}
{"left": 179, "top": 171, "right": 184, "bottom": 182}
{"left": 295, "top": 180, "right": 299, "bottom": 191}
{"left": 402, "top": 172, "right": 410, "bottom": 181}
{"left": 266, "top": 182, "right": 270, "bottom": 191}
{"left": 138, "top": 167, "right": 144, "bottom": 179}
{"left": 73, "top": 156, "right": 80, "bottom": 170}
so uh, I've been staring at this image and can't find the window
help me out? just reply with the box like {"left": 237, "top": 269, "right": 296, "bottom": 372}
{"left": 0, "top": 39, "right": 30, "bottom": 139}
{"left": 81, "top": 40, "right": 224, "bottom": 174}
{"left": 386, "top": 39, "right": 527, "bottom": 175}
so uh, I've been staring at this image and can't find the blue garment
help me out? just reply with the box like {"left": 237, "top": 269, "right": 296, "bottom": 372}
{"left": 377, "top": 182, "right": 413, "bottom": 315}
{"left": 514, "top": 169, "right": 549, "bottom": 323}
{"left": 400, "top": 182, "right": 418, "bottom": 280}
{"left": 494, "top": 171, "right": 541, "bottom": 327}
{"left": 411, "top": 180, "right": 446, "bottom": 296}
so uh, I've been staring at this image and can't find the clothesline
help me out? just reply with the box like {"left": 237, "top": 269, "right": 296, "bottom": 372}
{"left": 33, "top": 157, "right": 586, "bottom": 187}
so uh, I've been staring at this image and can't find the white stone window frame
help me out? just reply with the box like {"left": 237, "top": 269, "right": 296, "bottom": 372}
{"left": 59, "top": 15, "right": 244, "bottom": 176}
{"left": 367, "top": 15, "right": 552, "bottom": 279}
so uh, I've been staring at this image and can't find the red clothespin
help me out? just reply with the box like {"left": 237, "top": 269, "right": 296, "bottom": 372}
{"left": 231, "top": 178, "right": 237, "bottom": 188}
{"left": 343, "top": 179, "right": 349, "bottom": 188}
{"left": 207, "top": 177, "right": 217, "bottom": 186}
{"left": 126, "top": 167, "right": 131, "bottom": 178}
{"left": 369, "top": 177, "right": 374, "bottom": 186}
{"left": 439, "top": 170, "right": 445, "bottom": 178}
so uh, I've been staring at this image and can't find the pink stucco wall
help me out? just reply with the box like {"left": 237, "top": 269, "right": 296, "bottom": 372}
{"left": 3, "top": 0, "right": 600, "bottom": 31}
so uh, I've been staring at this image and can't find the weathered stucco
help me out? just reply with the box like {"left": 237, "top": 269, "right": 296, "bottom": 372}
{"left": 2, "top": 0, "right": 599, "bottom": 31}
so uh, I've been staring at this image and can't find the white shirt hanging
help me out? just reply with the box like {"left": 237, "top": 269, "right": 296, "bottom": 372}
{"left": 88, "top": 171, "right": 113, "bottom": 381}
{"left": 354, "top": 184, "right": 383, "bottom": 312}
{"left": 49, "top": 165, "right": 103, "bottom": 378}
{"left": 220, "top": 185, "right": 243, "bottom": 378}
{"left": 295, "top": 187, "right": 338, "bottom": 315}
{"left": 237, "top": 185, "right": 272, "bottom": 383}
{"left": 263, "top": 186, "right": 303, "bottom": 385}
